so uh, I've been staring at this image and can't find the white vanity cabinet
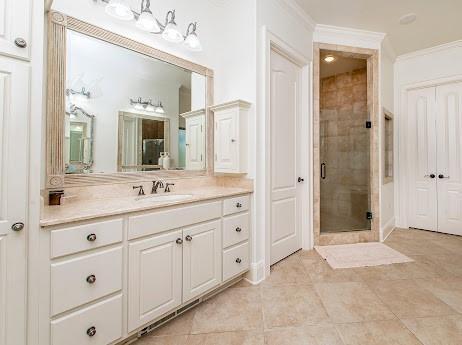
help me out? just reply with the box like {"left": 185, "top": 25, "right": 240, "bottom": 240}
{"left": 40, "top": 194, "right": 251, "bottom": 345}
{"left": 211, "top": 100, "right": 250, "bottom": 174}
{"left": 0, "top": 0, "right": 32, "bottom": 60}
{"left": 181, "top": 109, "right": 206, "bottom": 171}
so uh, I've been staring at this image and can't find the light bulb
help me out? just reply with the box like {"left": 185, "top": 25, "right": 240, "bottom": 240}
{"left": 162, "top": 22, "right": 184, "bottom": 43}
{"left": 184, "top": 32, "right": 202, "bottom": 51}
{"left": 136, "top": 11, "right": 160, "bottom": 32}
{"left": 105, "top": 0, "right": 134, "bottom": 21}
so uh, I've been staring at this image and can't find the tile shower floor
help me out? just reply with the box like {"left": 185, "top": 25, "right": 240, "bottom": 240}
{"left": 134, "top": 229, "right": 462, "bottom": 345}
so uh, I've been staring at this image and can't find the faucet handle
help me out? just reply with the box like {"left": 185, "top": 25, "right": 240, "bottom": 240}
{"left": 133, "top": 185, "right": 145, "bottom": 196}
{"left": 165, "top": 183, "right": 175, "bottom": 193}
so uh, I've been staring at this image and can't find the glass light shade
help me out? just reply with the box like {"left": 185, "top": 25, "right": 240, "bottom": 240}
{"left": 155, "top": 105, "right": 165, "bottom": 114}
{"left": 184, "top": 32, "right": 202, "bottom": 51}
{"left": 136, "top": 11, "right": 160, "bottom": 32}
{"left": 162, "top": 23, "right": 184, "bottom": 43}
{"left": 105, "top": 0, "right": 134, "bottom": 21}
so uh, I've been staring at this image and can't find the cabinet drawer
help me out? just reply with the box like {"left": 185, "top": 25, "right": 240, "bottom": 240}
{"left": 223, "top": 212, "right": 250, "bottom": 248}
{"left": 223, "top": 195, "right": 250, "bottom": 216}
{"left": 51, "top": 294, "right": 123, "bottom": 345}
{"left": 51, "top": 247, "right": 122, "bottom": 316}
{"left": 50, "top": 219, "right": 123, "bottom": 258}
{"left": 223, "top": 242, "right": 249, "bottom": 281}
{"left": 128, "top": 201, "right": 221, "bottom": 240}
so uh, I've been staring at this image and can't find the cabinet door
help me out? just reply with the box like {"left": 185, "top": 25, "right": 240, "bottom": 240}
{"left": 214, "top": 110, "right": 238, "bottom": 172}
{"left": 183, "top": 220, "right": 222, "bottom": 302}
{"left": 185, "top": 114, "right": 205, "bottom": 170}
{"left": 128, "top": 230, "right": 183, "bottom": 332}
{"left": 0, "top": 57, "right": 29, "bottom": 345}
{"left": 0, "top": 0, "right": 31, "bottom": 60}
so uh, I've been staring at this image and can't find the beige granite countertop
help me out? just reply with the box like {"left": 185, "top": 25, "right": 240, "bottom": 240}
{"left": 41, "top": 185, "right": 252, "bottom": 227}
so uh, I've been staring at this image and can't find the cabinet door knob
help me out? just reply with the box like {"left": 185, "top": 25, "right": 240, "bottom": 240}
{"left": 185, "top": 235, "right": 193, "bottom": 242}
{"left": 86, "top": 275, "right": 96, "bottom": 284}
{"left": 176, "top": 238, "right": 183, "bottom": 244}
{"left": 11, "top": 222, "right": 24, "bottom": 232}
{"left": 14, "top": 38, "right": 27, "bottom": 48}
{"left": 86, "top": 326, "right": 96, "bottom": 337}
{"left": 87, "top": 234, "right": 97, "bottom": 242}
{"left": 235, "top": 258, "right": 242, "bottom": 264}
{"left": 236, "top": 202, "right": 242, "bottom": 208}
{"left": 235, "top": 227, "right": 242, "bottom": 233}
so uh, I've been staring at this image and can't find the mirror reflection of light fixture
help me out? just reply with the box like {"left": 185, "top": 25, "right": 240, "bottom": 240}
{"left": 105, "top": 0, "right": 134, "bottom": 21}
{"left": 323, "top": 55, "right": 336, "bottom": 63}
{"left": 95, "top": 0, "right": 202, "bottom": 51}
{"left": 130, "top": 97, "right": 165, "bottom": 114}
{"left": 66, "top": 87, "right": 91, "bottom": 99}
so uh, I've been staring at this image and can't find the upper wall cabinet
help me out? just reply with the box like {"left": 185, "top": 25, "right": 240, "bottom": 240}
{"left": 211, "top": 100, "right": 250, "bottom": 174}
{"left": 0, "top": 0, "right": 31, "bottom": 60}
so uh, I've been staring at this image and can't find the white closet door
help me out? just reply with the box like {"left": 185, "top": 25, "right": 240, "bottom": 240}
{"left": 269, "top": 49, "right": 302, "bottom": 265}
{"left": 407, "top": 87, "right": 438, "bottom": 231}
{"left": 0, "top": 57, "right": 29, "bottom": 345}
{"left": 436, "top": 82, "right": 462, "bottom": 236}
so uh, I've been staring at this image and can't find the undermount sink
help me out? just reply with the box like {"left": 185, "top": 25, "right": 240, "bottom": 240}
{"left": 136, "top": 194, "right": 194, "bottom": 203}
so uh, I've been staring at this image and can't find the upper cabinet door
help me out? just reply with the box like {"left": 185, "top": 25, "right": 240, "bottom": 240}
{"left": 0, "top": 57, "right": 30, "bottom": 345}
{"left": 214, "top": 110, "right": 238, "bottom": 172}
{"left": 0, "top": 0, "right": 32, "bottom": 60}
{"left": 183, "top": 220, "right": 222, "bottom": 302}
{"left": 185, "top": 113, "right": 205, "bottom": 171}
{"left": 127, "top": 230, "right": 183, "bottom": 332}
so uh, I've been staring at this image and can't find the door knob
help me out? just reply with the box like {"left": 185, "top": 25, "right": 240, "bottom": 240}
{"left": 11, "top": 222, "right": 24, "bottom": 232}
{"left": 14, "top": 38, "right": 27, "bottom": 48}
{"left": 298, "top": 177, "right": 305, "bottom": 183}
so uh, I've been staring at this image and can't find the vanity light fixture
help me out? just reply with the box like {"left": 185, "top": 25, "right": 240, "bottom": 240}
{"left": 130, "top": 97, "right": 165, "bottom": 114}
{"left": 95, "top": 0, "right": 202, "bottom": 51}
{"left": 66, "top": 87, "right": 91, "bottom": 99}
{"left": 323, "top": 55, "right": 336, "bottom": 63}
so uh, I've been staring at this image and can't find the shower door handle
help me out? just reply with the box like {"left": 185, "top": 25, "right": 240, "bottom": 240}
{"left": 321, "top": 163, "right": 326, "bottom": 179}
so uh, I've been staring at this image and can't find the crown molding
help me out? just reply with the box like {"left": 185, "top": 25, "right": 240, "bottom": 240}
{"left": 314, "top": 24, "right": 386, "bottom": 50}
{"left": 276, "top": 0, "right": 316, "bottom": 32}
{"left": 396, "top": 40, "right": 462, "bottom": 62}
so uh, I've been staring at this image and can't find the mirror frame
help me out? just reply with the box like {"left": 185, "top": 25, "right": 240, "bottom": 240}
{"left": 46, "top": 11, "right": 214, "bottom": 188}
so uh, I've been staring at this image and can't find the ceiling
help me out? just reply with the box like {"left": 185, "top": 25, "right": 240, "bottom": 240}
{"left": 295, "top": 0, "right": 462, "bottom": 56}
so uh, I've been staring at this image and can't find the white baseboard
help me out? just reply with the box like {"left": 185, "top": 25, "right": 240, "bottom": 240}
{"left": 381, "top": 217, "right": 396, "bottom": 242}
{"left": 245, "top": 260, "right": 265, "bottom": 285}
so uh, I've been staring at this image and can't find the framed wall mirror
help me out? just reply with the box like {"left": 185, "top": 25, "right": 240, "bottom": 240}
{"left": 46, "top": 12, "right": 214, "bottom": 188}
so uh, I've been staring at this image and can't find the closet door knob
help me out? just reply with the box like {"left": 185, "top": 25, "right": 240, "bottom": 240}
{"left": 235, "top": 227, "right": 242, "bottom": 233}
{"left": 87, "top": 233, "right": 97, "bottom": 242}
{"left": 235, "top": 258, "right": 242, "bottom": 264}
{"left": 185, "top": 235, "right": 193, "bottom": 242}
{"left": 86, "top": 326, "right": 96, "bottom": 337}
{"left": 14, "top": 38, "right": 27, "bottom": 48}
{"left": 86, "top": 275, "right": 96, "bottom": 284}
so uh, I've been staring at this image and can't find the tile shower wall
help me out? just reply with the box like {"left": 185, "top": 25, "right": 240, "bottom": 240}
{"left": 320, "top": 68, "right": 370, "bottom": 233}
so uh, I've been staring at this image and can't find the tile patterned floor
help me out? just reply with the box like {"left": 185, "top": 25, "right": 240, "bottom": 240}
{"left": 134, "top": 229, "right": 462, "bottom": 345}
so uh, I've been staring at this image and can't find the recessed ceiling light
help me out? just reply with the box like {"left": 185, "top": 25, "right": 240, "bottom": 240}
{"left": 399, "top": 13, "right": 417, "bottom": 25}
{"left": 324, "top": 55, "right": 336, "bottom": 63}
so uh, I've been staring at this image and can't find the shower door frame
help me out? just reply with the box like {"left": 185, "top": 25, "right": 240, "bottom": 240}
{"left": 313, "top": 43, "right": 380, "bottom": 245}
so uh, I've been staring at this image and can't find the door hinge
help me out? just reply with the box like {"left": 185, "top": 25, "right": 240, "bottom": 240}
{"left": 365, "top": 121, "right": 372, "bottom": 129}
{"left": 366, "top": 211, "right": 373, "bottom": 220}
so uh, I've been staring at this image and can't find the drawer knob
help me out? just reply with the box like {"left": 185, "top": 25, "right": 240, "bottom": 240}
{"left": 176, "top": 238, "right": 183, "bottom": 244}
{"left": 236, "top": 258, "right": 242, "bottom": 264}
{"left": 87, "top": 326, "right": 96, "bottom": 337}
{"left": 86, "top": 275, "right": 96, "bottom": 284}
{"left": 87, "top": 233, "right": 97, "bottom": 242}
{"left": 14, "top": 37, "right": 27, "bottom": 48}
{"left": 235, "top": 227, "right": 242, "bottom": 233}
{"left": 185, "top": 235, "right": 193, "bottom": 242}
{"left": 236, "top": 202, "right": 242, "bottom": 208}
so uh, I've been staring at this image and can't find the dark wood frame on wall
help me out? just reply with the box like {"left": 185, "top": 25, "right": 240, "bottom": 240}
{"left": 46, "top": 11, "right": 214, "bottom": 188}
{"left": 313, "top": 42, "right": 380, "bottom": 245}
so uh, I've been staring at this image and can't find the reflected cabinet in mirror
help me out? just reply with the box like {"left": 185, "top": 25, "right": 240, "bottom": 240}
{"left": 47, "top": 12, "right": 213, "bottom": 188}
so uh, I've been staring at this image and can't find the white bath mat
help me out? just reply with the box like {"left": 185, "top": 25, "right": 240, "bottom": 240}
{"left": 315, "top": 243, "right": 413, "bottom": 269}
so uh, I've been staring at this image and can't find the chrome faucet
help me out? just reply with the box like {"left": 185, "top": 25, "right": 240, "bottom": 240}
{"left": 151, "top": 180, "right": 164, "bottom": 194}
{"left": 133, "top": 185, "right": 145, "bottom": 196}
{"left": 165, "top": 183, "right": 175, "bottom": 193}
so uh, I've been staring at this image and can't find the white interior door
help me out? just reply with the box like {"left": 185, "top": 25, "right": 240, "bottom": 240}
{"left": 269, "top": 49, "right": 302, "bottom": 265}
{"left": 185, "top": 114, "right": 205, "bottom": 170}
{"left": 0, "top": 57, "right": 29, "bottom": 345}
{"left": 407, "top": 87, "right": 438, "bottom": 231}
{"left": 436, "top": 82, "right": 462, "bottom": 236}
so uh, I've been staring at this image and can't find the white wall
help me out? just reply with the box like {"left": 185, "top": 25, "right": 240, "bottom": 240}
{"left": 394, "top": 41, "right": 462, "bottom": 227}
